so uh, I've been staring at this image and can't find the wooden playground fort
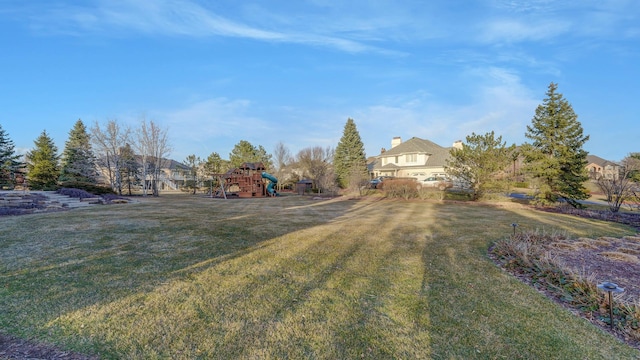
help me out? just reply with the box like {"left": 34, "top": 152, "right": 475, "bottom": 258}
{"left": 213, "top": 162, "right": 278, "bottom": 198}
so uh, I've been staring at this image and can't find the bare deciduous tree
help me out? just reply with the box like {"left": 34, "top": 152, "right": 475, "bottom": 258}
{"left": 347, "top": 165, "right": 370, "bottom": 196}
{"left": 91, "top": 120, "right": 131, "bottom": 195}
{"left": 296, "top": 146, "right": 335, "bottom": 194}
{"left": 596, "top": 154, "right": 640, "bottom": 212}
{"left": 273, "top": 141, "right": 292, "bottom": 191}
{"left": 135, "top": 119, "right": 171, "bottom": 197}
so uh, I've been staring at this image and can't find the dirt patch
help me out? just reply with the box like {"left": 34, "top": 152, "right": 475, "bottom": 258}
{"left": 0, "top": 333, "right": 98, "bottom": 360}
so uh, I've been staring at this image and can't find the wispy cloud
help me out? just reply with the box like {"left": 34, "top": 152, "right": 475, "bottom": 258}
{"left": 22, "top": 0, "right": 404, "bottom": 54}
{"left": 477, "top": 18, "right": 570, "bottom": 43}
{"left": 160, "top": 98, "right": 267, "bottom": 138}
{"left": 349, "top": 66, "right": 540, "bottom": 152}
{"left": 479, "top": 0, "right": 640, "bottom": 44}
{"left": 29, "top": 1, "right": 282, "bottom": 39}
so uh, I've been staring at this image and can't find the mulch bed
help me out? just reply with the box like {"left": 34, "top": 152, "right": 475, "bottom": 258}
{"left": 539, "top": 205, "right": 640, "bottom": 230}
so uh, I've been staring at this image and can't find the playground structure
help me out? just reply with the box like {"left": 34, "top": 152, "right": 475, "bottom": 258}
{"left": 213, "top": 162, "right": 278, "bottom": 198}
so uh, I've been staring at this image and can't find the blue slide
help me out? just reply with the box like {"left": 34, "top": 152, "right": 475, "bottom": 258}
{"left": 261, "top": 171, "right": 278, "bottom": 196}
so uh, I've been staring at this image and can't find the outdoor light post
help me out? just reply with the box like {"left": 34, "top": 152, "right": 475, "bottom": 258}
{"left": 511, "top": 223, "right": 518, "bottom": 236}
{"left": 597, "top": 282, "right": 625, "bottom": 329}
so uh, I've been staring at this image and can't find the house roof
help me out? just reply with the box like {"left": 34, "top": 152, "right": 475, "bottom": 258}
{"left": 586, "top": 154, "right": 618, "bottom": 167}
{"left": 379, "top": 163, "right": 400, "bottom": 169}
{"left": 164, "top": 158, "right": 191, "bottom": 171}
{"left": 378, "top": 137, "right": 445, "bottom": 156}
{"left": 373, "top": 137, "right": 452, "bottom": 169}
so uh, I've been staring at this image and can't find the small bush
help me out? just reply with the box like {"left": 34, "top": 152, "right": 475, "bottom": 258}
{"left": 57, "top": 188, "right": 96, "bottom": 199}
{"left": 101, "top": 194, "right": 130, "bottom": 204}
{"left": 417, "top": 187, "right": 445, "bottom": 200}
{"left": 383, "top": 179, "right": 419, "bottom": 199}
{"left": 59, "top": 181, "right": 114, "bottom": 195}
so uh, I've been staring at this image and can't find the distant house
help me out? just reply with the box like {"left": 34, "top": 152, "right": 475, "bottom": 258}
{"left": 586, "top": 155, "right": 620, "bottom": 180}
{"left": 96, "top": 156, "right": 192, "bottom": 192}
{"left": 370, "top": 137, "right": 457, "bottom": 180}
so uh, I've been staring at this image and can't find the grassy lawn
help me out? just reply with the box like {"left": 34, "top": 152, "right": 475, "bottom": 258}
{"left": 1, "top": 194, "right": 639, "bottom": 359}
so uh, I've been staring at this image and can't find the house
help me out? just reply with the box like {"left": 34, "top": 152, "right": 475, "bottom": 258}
{"left": 96, "top": 156, "right": 192, "bottom": 192}
{"left": 370, "top": 137, "right": 456, "bottom": 180}
{"left": 586, "top": 155, "right": 620, "bottom": 180}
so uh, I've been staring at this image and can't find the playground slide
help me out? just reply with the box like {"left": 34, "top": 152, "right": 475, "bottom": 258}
{"left": 261, "top": 171, "right": 278, "bottom": 195}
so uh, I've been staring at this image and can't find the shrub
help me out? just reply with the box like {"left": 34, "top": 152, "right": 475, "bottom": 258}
{"left": 101, "top": 193, "right": 130, "bottom": 204}
{"left": 417, "top": 187, "right": 445, "bottom": 200}
{"left": 59, "top": 181, "right": 114, "bottom": 195}
{"left": 57, "top": 188, "right": 96, "bottom": 199}
{"left": 513, "top": 181, "right": 529, "bottom": 188}
{"left": 382, "top": 179, "right": 419, "bottom": 199}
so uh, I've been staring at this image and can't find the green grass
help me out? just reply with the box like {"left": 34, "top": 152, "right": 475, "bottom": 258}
{"left": 1, "top": 194, "right": 639, "bottom": 359}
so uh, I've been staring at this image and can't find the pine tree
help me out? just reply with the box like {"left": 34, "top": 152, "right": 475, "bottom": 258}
{"left": 184, "top": 154, "right": 203, "bottom": 194}
{"left": 204, "top": 152, "right": 228, "bottom": 174}
{"left": 27, "top": 130, "right": 60, "bottom": 190}
{"left": 333, "top": 118, "right": 367, "bottom": 188}
{"left": 446, "top": 131, "right": 515, "bottom": 200}
{"left": 59, "top": 119, "right": 98, "bottom": 184}
{"left": 229, "top": 140, "right": 273, "bottom": 169}
{"left": 523, "top": 82, "right": 590, "bottom": 207}
{"left": 0, "top": 124, "right": 22, "bottom": 188}
{"left": 119, "top": 143, "right": 139, "bottom": 196}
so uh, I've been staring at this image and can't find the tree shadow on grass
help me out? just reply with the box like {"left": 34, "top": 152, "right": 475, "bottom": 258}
{"left": 0, "top": 196, "right": 364, "bottom": 354}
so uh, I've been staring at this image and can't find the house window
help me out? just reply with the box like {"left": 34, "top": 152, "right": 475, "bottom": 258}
{"left": 395, "top": 156, "right": 399, "bottom": 163}
{"left": 406, "top": 154, "right": 417, "bottom": 163}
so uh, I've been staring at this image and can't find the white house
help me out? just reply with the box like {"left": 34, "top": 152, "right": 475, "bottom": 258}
{"left": 370, "top": 137, "right": 457, "bottom": 180}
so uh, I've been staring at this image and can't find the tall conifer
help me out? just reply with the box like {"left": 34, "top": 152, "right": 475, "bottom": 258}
{"left": 60, "top": 119, "right": 98, "bottom": 183}
{"left": 523, "top": 82, "right": 590, "bottom": 207}
{"left": 333, "top": 118, "right": 367, "bottom": 188}
{"left": 0, "top": 124, "right": 22, "bottom": 188}
{"left": 27, "top": 130, "right": 60, "bottom": 190}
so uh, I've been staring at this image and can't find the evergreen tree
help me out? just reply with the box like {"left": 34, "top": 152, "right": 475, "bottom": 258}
{"left": 119, "top": 143, "right": 139, "bottom": 195}
{"left": 229, "top": 140, "right": 273, "bottom": 169}
{"left": 27, "top": 130, "right": 60, "bottom": 190}
{"left": 0, "top": 124, "right": 22, "bottom": 188}
{"left": 59, "top": 119, "right": 98, "bottom": 184}
{"left": 522, "top": 82, "right": 590, "bottom": 207}
{"left": 445, "top": 131, "right": 515, "bottom": 200}
{"left": 333, "top": 118, "right": 367, "bottom": 188}
{"left": 183, "top": 154, "right": 203, "bottom": 194}
{"left": 204, "top": 152, "right": 228, "bottom": 174}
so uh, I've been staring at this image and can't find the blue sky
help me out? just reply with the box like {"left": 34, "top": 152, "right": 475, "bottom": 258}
{"left": 1, "top": 0, "right": 638, "bottom": 163}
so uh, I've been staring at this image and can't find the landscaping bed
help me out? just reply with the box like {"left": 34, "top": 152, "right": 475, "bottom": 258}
{"left": 0, "top": 192, "right": 54, "bottom": 216}
{"left": 0, "top": 190, "right": 132, "bottom": 217}
{"left": 491, "top": 209, "right": 640, "bottom": 350}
